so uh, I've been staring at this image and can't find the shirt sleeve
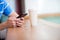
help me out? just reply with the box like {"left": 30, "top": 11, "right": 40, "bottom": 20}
{"left": 3, "top": 0, "right": 13, "bottom": 16}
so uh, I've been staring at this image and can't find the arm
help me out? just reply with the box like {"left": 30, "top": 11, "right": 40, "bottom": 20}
{"left": 0, "top": 11, "right": 24, "bottom": 30}
{"left": 0, "top": 0, "right": 24, "bottom": 30}
{"left": 0, "top": 21, "right": 7, "bottom": 30}
{"left": 0, "top": 12, "right": 19, "bottom": 30}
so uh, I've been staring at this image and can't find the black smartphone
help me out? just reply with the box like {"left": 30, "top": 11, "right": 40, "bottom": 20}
{"left": 17, "top": 13, "right": 27, "bottom": 18}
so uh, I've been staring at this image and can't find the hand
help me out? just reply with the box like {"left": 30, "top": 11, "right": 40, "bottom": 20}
{"left": 16, "top": 17, "right": 24, "bottom": 27}
{"left": 6, "top": 17, "right": 16, "bottom": 27}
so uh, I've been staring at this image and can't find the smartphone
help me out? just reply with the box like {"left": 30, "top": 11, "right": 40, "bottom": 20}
{"left": 17, "top": 13, "right": 27, "bottom": 18}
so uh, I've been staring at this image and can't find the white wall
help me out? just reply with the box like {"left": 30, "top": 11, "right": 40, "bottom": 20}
{"left": 25, "top": 0, "right": 60, "bottom": 14}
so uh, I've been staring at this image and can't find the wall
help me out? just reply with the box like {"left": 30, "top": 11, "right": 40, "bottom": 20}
{"left": 25, "top": 0, "right": 60, "bottom": 14}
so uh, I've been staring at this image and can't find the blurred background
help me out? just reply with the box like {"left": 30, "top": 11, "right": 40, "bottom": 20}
{"left": 0, "top": 0, "right": 60, "bottom": 40}
{"left": 7, "top": 0, "right": 60, "bottom": 14}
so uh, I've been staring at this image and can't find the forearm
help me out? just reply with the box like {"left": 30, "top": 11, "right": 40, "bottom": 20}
{"left": 0, "top": 21, "right": 8, "bottom": 30}
{"left": 0, "top": 12, "right": 19, "bottom": 30}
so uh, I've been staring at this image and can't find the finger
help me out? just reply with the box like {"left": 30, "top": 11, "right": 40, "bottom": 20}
{"left": 12, "top": 21, "right": 16, "bottom": 27}
{"left": 15, "top": 18, "right": 20, "bottom": 22}
{"left": 16, "top": 19, "right": 24, "bottom": 23}
{"left": 20, "top": 17, "right": 24, "bottom": 20}
{"left": 16, "top": 23, "right": 23, "bottom": 27}
{"left": 16, "top": 22, "right": 23, "bottom": 25}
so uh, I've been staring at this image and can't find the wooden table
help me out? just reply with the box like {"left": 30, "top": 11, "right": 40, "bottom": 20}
{"left": 6, "top": 27, "right": 26, "bottom": 40}
{"left": 6, "top": 18, "right": 31, "bottom": 40}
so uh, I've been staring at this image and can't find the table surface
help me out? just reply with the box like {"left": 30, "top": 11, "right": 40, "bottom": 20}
{"left": 6, "top": 20, "right": 31, "bottom": 40}
{"left": 6, "top": 16, "right": 60, "bottom": 40}
{"left": 6, "top": 27, "right": 26, "bottom": 40}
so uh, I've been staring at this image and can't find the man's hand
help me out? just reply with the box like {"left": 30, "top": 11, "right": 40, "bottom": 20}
{"left": 0, "top": 12, "right": 25, "bottom": 30}
{"left": 6, "top": 17, "right": 24, "bottom": 27}
{"left": 6, "top": 12, "right": 24, "bottom": 27}
{"left": 6, "top": 17, "right": 16, "bottom": 27}
{"left": 16, "top": 17, "right": 24, "bottom": 27}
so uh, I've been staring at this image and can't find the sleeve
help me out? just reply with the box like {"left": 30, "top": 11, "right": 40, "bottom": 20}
{"left": 3, "top": 0, "right": 13, "bottom": 16}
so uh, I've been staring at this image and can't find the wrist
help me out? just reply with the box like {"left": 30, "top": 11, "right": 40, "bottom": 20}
{"left": 0, "top": 21, "right": 9, "bottom": 30}
{"left": 5, "top": 21, "right": 9, "bottom": 27}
